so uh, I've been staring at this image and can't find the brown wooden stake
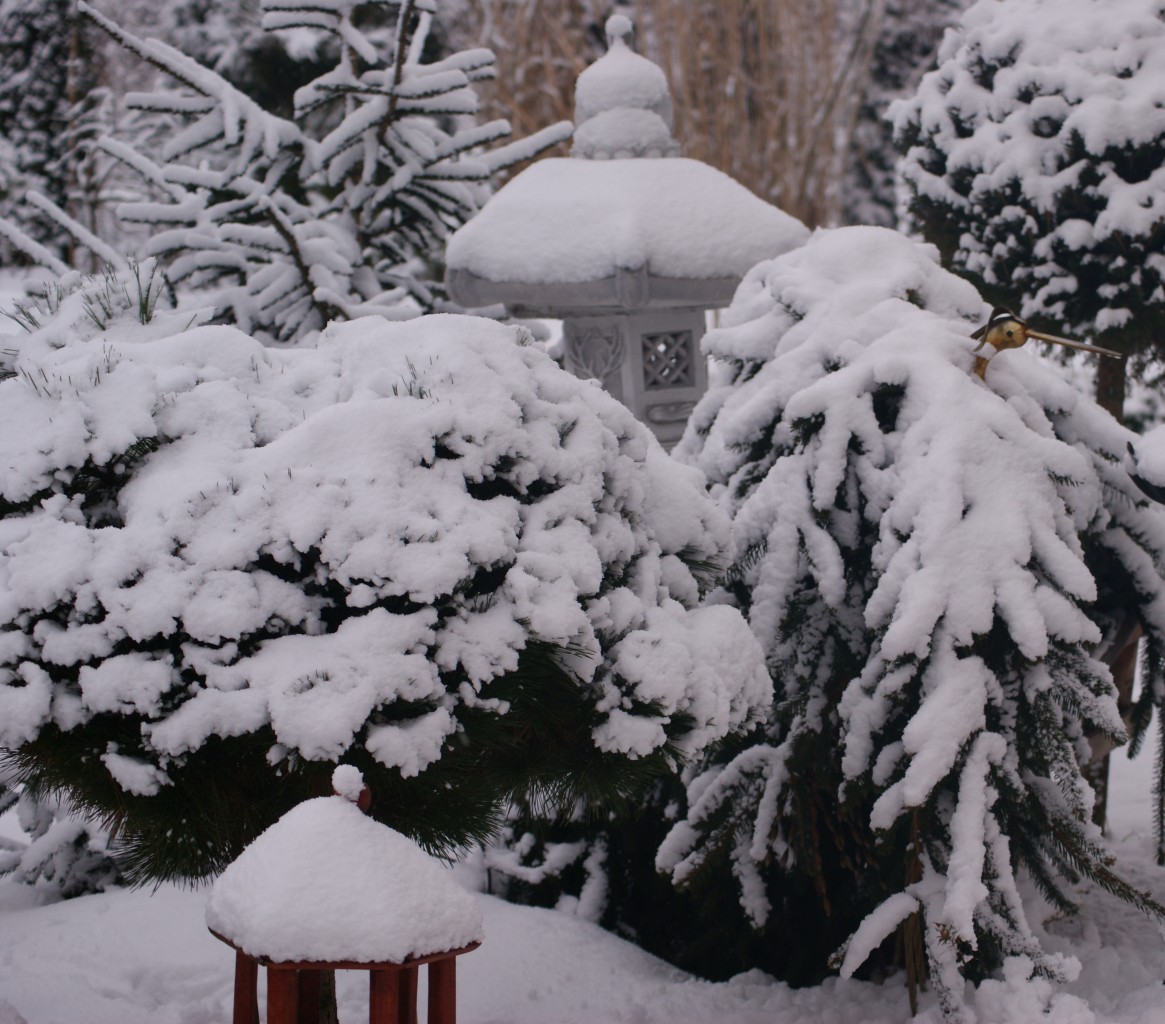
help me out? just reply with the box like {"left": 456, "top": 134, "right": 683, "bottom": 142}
{"left": 902, "top": 810, "right": 926, "bottom": 1016}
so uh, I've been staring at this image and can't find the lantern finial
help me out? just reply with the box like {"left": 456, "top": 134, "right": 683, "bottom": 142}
{"left": 572, "top": 14, "right": 678, "bottom": 160}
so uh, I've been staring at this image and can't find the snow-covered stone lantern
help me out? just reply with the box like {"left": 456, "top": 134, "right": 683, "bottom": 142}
{"left": 446, "top": 15, "right": 808, "bottom": 447}
{"left": 206, "top": 766, "right": 482, "bottom": 1024}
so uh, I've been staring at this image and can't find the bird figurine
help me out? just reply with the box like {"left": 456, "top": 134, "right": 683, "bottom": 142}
{"left": 970, "top": 307, "right": 1122, "bottom": 379}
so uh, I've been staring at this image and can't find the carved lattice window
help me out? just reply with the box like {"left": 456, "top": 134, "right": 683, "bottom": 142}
{"left": 641, "top": 331, "right": 694, "bottom": 389}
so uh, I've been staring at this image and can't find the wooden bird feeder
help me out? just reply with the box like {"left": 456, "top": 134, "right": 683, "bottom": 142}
{"left": 212, "top": 937, "right": 478, "bottom": 1024}
{"left": 206, "top": 766, "right": 483, "bottom": 1024}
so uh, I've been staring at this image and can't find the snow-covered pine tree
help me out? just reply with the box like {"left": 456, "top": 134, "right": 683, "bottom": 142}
{"left": 893, "top": 0, "right": 1165, "bottom": 417}
{"left": 0, "top": 0, "right": 97, "bottom": 262}
{"left": 0, "top": 301, "right": 770, "bottom": 886}
{"left": 65, "top": 0, "right": 570, "bottom": 344}
{"left": 166, "top": 0, "right": 345, "bottom": 121}
{"left": 0, "top": 772, "right": 123, "bottom": 899}
{"left": 657, "top": 227, "right": 1165, "bottom": 1019}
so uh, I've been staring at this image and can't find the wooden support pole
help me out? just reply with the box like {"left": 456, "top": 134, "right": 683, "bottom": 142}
{"left": 398, "top": 965, "right": 419, "bottom": 1024}
{"left": 267, "top": 967, "right": 300, "bottom": 1024}
{"left": 369, "top": 968, "right": 400, "bottom": 1024}
{"left": 297, "top": 969, "right": 321, "bottom": 1024}
{"left": 428, "top": 958, "right": 457, "bottom": 1024}
{"left": 233, "top": 951, "right": 259, "bottom": 1024}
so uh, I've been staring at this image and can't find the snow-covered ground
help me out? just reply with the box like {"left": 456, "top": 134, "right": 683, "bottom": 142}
{"left": 0, "top": 736, "right": 1161, "bottom": 1024}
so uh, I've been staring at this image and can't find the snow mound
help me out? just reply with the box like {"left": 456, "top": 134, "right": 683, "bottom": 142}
{"left": 205, "top": 794, "right": 483, "bottom": 962}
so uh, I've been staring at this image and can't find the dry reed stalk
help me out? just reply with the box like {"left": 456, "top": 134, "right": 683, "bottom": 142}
{"left": 449, "top": 0, "right": 607, "bottom": 156}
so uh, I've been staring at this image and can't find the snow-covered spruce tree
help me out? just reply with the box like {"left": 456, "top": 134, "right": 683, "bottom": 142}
{"left": 0, "top": 305, "right": 770, "bottom": 886}
{"left": 839, "top": 0, "right": 967, "bottom": 229}
{"left": 893, "top": 0, "right": 1165, "bottom": 417}
{"left": 67, "top": 0, "right": 569, "bottom": 344}
{"left": 657, "top": 227, "right": 1165, "bottom": 1018}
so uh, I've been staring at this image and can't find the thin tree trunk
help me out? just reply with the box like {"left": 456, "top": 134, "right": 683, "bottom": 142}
{"left": 1095, "top": 353, "right": 1127, "bottom": 421}
{"left": 1088, "top": 353, "right": 1137, "bottom": 832}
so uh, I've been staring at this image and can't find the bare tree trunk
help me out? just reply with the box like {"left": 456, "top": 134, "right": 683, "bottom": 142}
{"left": 1088, "top": 616, "right": 1141, "bottom": 830}
{"left": 319, "top": 969, "right": 339, "bottom": 1024}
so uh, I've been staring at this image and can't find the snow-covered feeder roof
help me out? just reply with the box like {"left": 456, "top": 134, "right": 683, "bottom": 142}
{"left": 446, "top": 158, "right": 809, "bottom": 316}
{"left": 206, "top": 771, "right": 483, "bottom": 964}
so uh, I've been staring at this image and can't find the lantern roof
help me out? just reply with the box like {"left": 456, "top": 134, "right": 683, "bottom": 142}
{"left": 445, "top": 16, "right": 808, "bottom": 316}
{"left": 446, "top": 158, "right": 808, "bottom": 315}
{"left": 205, "top": 768, "right": 483, "bottom": 963}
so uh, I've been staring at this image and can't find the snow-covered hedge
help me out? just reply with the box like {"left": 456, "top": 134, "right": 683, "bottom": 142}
{"left": 894, "top": 0, "right": 1165, "bottom": 366}
{"left": 663, "top": 226, "right": 1165, "bottom": 1017}
{"left": 0, "top": 307, "right": 770, "bottom": 882}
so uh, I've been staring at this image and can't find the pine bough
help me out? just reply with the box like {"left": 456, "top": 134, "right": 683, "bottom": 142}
{"left": 27, "top": 0, "right": 571, "bottom": 343}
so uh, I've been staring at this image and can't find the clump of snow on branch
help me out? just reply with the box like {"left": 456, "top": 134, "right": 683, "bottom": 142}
{"left": 660, "top": 226, "right": 1165, "bottom": 1018}
{"left": 0, "top": 310, "right": 769, "bottom": 803}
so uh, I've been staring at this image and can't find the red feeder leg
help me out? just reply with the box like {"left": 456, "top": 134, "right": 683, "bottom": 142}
{"left": 267, "top": 966, "right": 299, "bottom": 1024}
{"left": 370, "top": 968, "right": 400, "bottom": 1024}
{"left": 428, "top": 957, "right": 457, "bottom": 1024}
{"left": 232, "top": 951, "right": 259, "bottom": 1024}
{"left": 398, "top": 965, "right": 419, "bottom": 1024}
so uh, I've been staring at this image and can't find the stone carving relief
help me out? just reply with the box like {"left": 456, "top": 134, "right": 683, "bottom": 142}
{"left": 564, "top": 322, "right": 626, "bottom": 398}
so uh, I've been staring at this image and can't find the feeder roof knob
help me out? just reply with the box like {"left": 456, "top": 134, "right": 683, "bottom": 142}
{"left": 606, "top": 13, "right": 633, "bottom": 47}
{"left": 332, "top": 764, "right": 372, "bottom": 813}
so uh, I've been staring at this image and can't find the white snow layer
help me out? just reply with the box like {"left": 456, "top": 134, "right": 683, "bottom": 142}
{"left": 445, "top": 158, "right": 809, "bottom": 284}
{"left": 0, "top": 311, "right": 770, "bottom": 787}
{"left": 2, "top": 763, "right": 1163, "bottom": 1024}
{"left": 205, "top": 794, "right": 484, "bottom": 962}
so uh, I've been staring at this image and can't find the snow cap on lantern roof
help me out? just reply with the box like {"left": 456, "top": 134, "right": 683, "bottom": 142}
{"left": 445, "top": 157, "right": 809, "bottom": 312}
{"left": 444, "top": 12, "right": 809, "bottom": 312}
{"left": 205, "top": 767, "right": 483, "bottom": 963}
{"left": 572, "top": 14, "right": 679, "bottom": 160}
